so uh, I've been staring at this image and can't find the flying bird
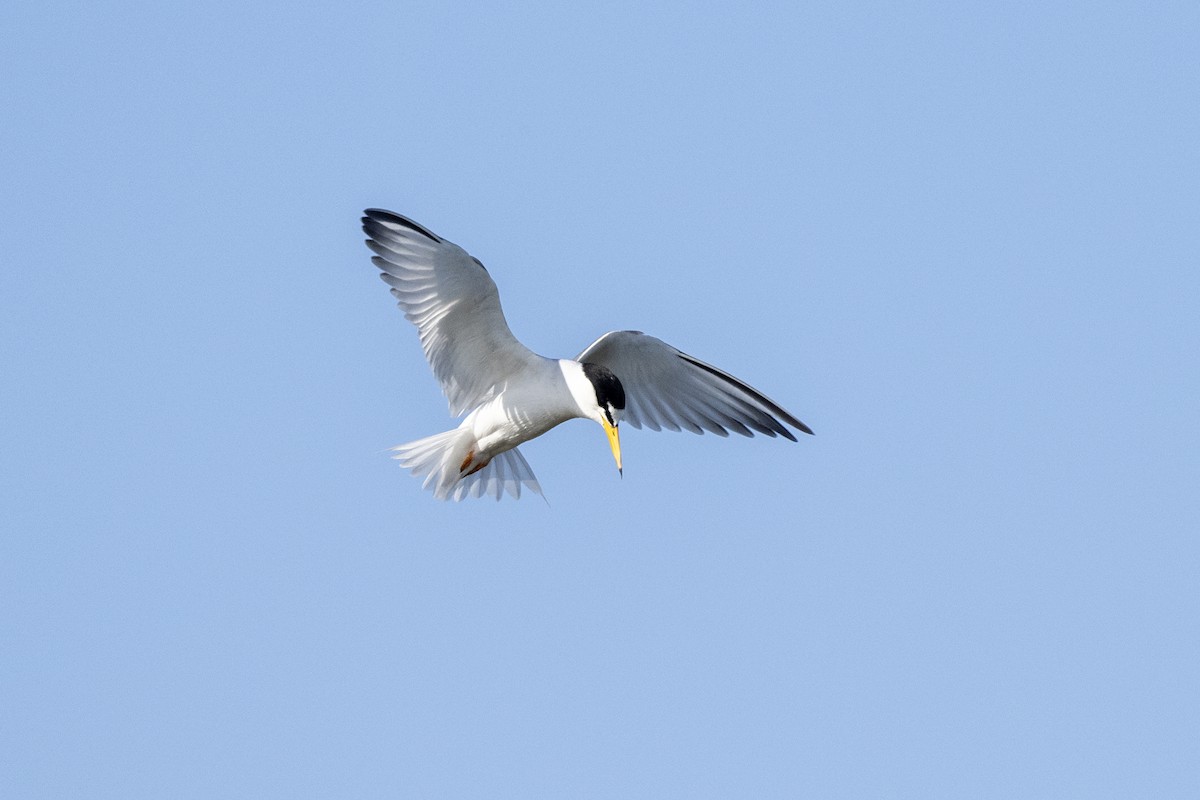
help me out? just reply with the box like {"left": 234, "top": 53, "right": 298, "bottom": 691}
{"left": 361, "top": 208, "right": 812, "bottom": 500}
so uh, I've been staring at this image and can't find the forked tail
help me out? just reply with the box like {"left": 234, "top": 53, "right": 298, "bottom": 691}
{"left": 390, "top": 429, "right": 544, "bottom": 501}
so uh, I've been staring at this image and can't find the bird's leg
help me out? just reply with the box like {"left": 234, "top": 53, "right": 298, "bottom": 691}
{"left": 459, "top": 450, "right": 491, "bottom": 476}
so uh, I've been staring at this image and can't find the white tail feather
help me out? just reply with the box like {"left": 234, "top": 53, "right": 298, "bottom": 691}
{"left": 390, "top": 429, "right": 544, "bottom": 501}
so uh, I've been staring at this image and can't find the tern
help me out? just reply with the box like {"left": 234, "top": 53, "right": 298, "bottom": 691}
{"left": 362, "top": 208, "right": 813, "bottom": 501}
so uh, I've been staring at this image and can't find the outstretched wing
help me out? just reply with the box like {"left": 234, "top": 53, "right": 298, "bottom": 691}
{"left": 362, "top": 209, "right": 541, "bottom": 417}
{"left": 577, "top": 331, "right": 813, "bottom": 440}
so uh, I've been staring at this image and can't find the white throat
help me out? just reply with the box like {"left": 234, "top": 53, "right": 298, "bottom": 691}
{"left": 558, "top": 359, "right": 601, "bottom": 422}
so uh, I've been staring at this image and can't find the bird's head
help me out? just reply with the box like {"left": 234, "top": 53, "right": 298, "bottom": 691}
{"left": 580, "top": 362, "right": 626, "bottom": 475}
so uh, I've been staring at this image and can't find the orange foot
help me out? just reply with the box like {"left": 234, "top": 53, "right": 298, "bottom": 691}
{"left": 459, "top": 450, "right": 491, "bottom": 476}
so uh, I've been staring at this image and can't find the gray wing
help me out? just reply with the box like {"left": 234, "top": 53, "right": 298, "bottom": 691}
{"left": 577, "top": 330, "right": 813, "bottom": 440}
{"left": 362, "top": 209, "right": 541, "bottom": 417}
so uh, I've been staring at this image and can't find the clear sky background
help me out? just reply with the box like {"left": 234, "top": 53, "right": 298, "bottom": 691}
{"left": 3, "top": 2, "right": 1197, "bottom": 797}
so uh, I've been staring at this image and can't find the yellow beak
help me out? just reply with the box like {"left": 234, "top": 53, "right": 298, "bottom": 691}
{"left": 602, "top": 418, "right": 622, "bottom": 475}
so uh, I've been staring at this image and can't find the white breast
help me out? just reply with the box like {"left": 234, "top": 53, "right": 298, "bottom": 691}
{"left": 465, "top": 358, "right": 589, "bottom": 458}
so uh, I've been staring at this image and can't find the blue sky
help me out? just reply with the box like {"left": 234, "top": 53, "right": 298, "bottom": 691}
{"left": 2, "top": 1, "right": 1197, "bottom": 797}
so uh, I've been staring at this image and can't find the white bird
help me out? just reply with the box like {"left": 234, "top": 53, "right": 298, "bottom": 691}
{"left": 362, "top": 208, "right": 812, "bottom": 501}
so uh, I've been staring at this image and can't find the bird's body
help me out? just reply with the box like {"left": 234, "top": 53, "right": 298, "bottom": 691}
{"left": 361, "top": 208, "right": 811, "bottom": 501}
{"left": 449, "top": 359, "right": 591, "bottom": 473}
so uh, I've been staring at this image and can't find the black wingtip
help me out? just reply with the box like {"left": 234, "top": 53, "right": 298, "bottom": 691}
{"left": 362, "top": 208, "right": 443, "bottom": 243}
{"left": 676, "top": 352, "right": 814, "bottom": 439}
